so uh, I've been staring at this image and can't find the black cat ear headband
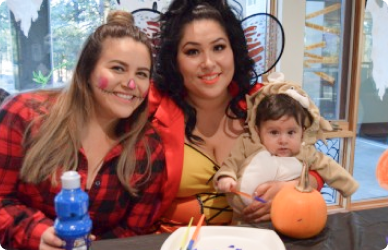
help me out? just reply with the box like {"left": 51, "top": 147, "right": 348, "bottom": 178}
{"left": 132, "top": 8, "right": 285, "bottom": 78}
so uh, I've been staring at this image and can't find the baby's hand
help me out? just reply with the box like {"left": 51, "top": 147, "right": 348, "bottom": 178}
{"left": 216, "top": 177, "right": 237, "bottom": 192}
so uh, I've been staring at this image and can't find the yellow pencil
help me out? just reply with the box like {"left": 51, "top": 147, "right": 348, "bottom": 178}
{"left": 179, "top": 217, "right": 193, "bottom": 250}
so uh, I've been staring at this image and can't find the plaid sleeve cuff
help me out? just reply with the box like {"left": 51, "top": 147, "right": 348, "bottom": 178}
{"left": 26, "top": 217, "right": 53, "bottom": 249}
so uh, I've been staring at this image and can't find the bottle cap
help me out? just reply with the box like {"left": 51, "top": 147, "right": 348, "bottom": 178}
{"left": 61, "top": 171, "right": 81, "bottom": 189}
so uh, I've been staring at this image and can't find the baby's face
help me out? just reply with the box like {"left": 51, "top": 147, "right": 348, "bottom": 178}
{"left": 258, "top": 115, "right": 303, "bottom": 157}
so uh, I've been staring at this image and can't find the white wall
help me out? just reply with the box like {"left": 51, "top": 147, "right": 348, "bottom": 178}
{"left": 277, "top": 0, "right": 306, "bottom": 85}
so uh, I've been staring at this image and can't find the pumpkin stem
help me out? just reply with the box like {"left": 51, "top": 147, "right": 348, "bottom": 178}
{"left": 295, "top": 161, "right": 313, "bottom": 192}
{"left": 295, "top": 144, "right": 313, "bottom": 193}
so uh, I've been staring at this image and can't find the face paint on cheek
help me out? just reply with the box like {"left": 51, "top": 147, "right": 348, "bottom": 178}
{"left": 98, "top": 77, "right": 109, "bottom": 90}
{"left": 142, "top": 88, "right": 149, "bottom": 98}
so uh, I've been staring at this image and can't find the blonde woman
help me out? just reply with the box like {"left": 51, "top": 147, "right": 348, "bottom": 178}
{"left": 0, "top": 11, "right": 165, "bottom": 250}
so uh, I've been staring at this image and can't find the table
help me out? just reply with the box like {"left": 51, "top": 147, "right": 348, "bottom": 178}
{"left": 91, "top": 207, "right": 388, "bottom": 250}
{"left": 92, "top": 207, "right": 388, "bottom": 250}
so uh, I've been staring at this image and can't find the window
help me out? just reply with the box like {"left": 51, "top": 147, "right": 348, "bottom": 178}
{"left": 0, "top": 0, "right": 268, "bottom": 94}
{"left": 0, "top": 2, "right": 15, "bottom": 93}
{"left": 303, "top": 1, "right": 347, "bottom": 121}
{"left": 301, "top": 0, "right": 388, "bottom": 209}
{"left": 353, "top": 0, "right": 388, "bottom": 204}
{"left": 0, "top": 0, "right": 107, "bottom": 94}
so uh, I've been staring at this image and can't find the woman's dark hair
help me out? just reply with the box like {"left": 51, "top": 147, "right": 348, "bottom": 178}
{"left": 255, "top": 94, "right": 314, "bottom": 129}
{"left": 153, "top": 0, "right": 257, "bottom": 144}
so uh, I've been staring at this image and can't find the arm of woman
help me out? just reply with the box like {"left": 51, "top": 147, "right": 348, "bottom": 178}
{"left": 242, "top": 171, "right": 322, "bottom": 223}
{"left": 99, "top": 128, "right": 165, "bottom": 238}
{"left": 0, "top": 95, "right": 54, "bottom": 249}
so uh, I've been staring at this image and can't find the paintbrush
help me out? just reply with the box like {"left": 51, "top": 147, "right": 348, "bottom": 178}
{"left": 179, "top": 217, "right": 193, "bottom": 250}
{"left": 230, "top": 189, "right": 267, "bottom": 203}
{"left": 186, "top": 214, "right": 205, "bottom": 250}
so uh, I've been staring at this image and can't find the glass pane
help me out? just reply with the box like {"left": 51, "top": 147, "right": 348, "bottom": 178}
{"left": 50, "top": 0, "right": 105, "bottom": 89}
{"left": 0, "top": 2, "right": 15, "bottom": 94}
{"left": 353, "top": 0, "right": 388, "bottom": 201}
{"left": 0, "top": 1, "right": 108, "bottom": 94}
{"left": 302, "top": 0, "right": 345, "bottom": 120}
{"left": 316, "top": 138, "right": 341, "bottom": 204}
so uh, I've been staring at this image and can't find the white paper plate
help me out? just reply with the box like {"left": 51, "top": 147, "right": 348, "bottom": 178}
{"left": 160, "top": 226, "right": 286, "bottom": 250}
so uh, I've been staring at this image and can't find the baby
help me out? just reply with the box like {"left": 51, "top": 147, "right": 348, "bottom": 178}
{"left": 214, "top": 73, "right": 359, "bottom": 223}
{"left": 216, "top": 93, "right": 310, "bottom": 194}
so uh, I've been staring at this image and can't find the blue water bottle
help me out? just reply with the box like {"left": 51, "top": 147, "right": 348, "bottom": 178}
{"left": 54, "top": 171, "right": 92, "bottom": 250}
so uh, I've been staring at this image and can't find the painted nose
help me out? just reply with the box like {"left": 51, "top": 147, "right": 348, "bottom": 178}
{"left": 127, "top": 79, "right": 136, "bottom": 90}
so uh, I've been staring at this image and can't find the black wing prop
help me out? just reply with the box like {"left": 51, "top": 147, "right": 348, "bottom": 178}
{"left": 241, "top": 13, "right": 285, "bottom": 77}
{"left": 132, "top": 8, "right": 161, "bottom": 59}
{"left": 132, "top": 9, "right": 285, "bottom": 77}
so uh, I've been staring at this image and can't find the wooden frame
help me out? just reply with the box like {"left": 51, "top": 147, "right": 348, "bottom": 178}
{"left": 347, "top": 0, "right": 388, "bottom": 210}
{"left": 271, "top": 0, "right": 385, "bottom": 211}
{"left": 276, "top": 0, "right": 387, "bottom": 211}
{"left": 323, "top": 0, "right": 387, "bottom": 211}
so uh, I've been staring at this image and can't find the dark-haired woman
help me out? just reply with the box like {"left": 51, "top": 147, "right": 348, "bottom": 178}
{"left": 149, "top": 0, "right": 324, "bottom": 232}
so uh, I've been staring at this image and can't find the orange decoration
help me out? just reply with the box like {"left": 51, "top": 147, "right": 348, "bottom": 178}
{"left": 376, "top": 149, "right": 388, "bottom": 190}
{"left": 271, "top": 162, "right": 327, "bottom": 239}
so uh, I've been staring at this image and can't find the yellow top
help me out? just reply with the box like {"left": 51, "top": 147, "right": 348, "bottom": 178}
{"left": 160, "top": 144, "right": 232, "bottom": 231}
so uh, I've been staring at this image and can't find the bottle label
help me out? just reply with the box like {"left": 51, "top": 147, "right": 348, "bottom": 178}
{"left": 63, "top": 236, "right": 91, "bottom": 250}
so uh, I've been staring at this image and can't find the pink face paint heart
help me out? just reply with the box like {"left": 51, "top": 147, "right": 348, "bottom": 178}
{"left": 127, "top": 79, "right": 136, "bottom": 89}
{"left": 98, "top": 77, "right": 108, "bottom": 90}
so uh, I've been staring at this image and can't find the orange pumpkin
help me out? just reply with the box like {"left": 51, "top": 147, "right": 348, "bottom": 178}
{"left": 271, "top": 161, "right": 327, "bottom": 239}
{"left": 376, "top": 149, "right": 388, "bottom": 190}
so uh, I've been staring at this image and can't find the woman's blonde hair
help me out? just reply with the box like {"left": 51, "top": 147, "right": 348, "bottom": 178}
{"left": 20, "top": 11, "right": 153, "bottom": 194}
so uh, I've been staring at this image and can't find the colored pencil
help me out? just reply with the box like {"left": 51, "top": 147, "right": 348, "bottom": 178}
{"left": 254, "top": 196, "right": 267, "bottom": 203}
{"left": 179, "top": 217, "right": 193, "bottom": 250}
{"left": 230, "top": 189, "right": 267, "bottom": 203}
{"left": 186, "top": 214, "right": 205, "bottom": 250}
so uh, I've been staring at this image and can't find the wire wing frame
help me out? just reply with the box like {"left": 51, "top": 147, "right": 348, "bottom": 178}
{"left": 132, "top": 9, "right": 285, "bottom": 78}
{"left": 132, "top": 8, "right": 161, "bottom": 59}
{"left": 241, "top": 12, "right": 285, "bottom": 77}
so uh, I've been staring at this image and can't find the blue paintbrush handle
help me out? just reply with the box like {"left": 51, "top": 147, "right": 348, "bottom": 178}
{"left": 186, "top": 239, "right": 194, "bottom": 250}
{"left": 254, "top": 196, "right": 267, "bottom": 203}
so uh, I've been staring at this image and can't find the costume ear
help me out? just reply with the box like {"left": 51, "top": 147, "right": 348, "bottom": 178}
{"left": 241, "top": 13, "right": 285, "bottom": 77}
{"left": 132, "top": 8, "right": 162, "bottom": 59}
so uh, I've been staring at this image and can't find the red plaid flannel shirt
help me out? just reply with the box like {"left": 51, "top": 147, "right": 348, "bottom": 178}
{"left": 0, "top": 92, "right": 165, "bottom": 249}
